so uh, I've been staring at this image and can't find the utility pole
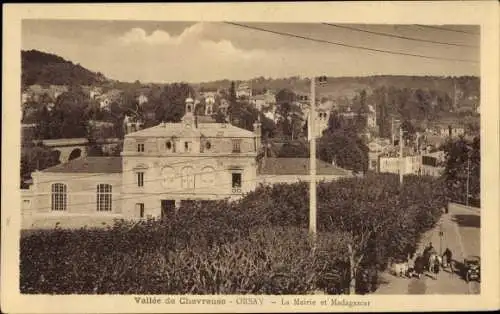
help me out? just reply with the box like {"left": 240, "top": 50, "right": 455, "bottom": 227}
{"left": 391, "top": 117, "right": 395, "bottom": 146}
{"left": 399, "top": 125, "right": 404, "bottom": 186}
{"left": 466, "top": 154, "right": 470, "bottom": 207}
{"left": 309, "top": 76, "right": 317, "bottom": 238}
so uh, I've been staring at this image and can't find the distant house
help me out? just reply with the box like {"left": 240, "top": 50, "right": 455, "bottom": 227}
{"left": 97, "top": 89, "right": 123, "bottom": 110}
{"left": 263, "top": 107, "right": 278, "bottom": 123}
{"left": 137, "top": 93, "right": 148, "bottom": 106}
{"left": 421, "top": 151, "right": 445, "bottom": 177}
{"left": 90, "top": 87, "right": 103, "bottom": 99}
{"left": 201, "top": 91, "right": 217, "bottom": 106}
{"left": 49, "top": 85, "right": 69, "bottom": 100}
{"left": 236, "top": 82, "right": 252, "bottom": 98}
{"left": 200, "top": 92, "right": 217, "bottom": 115}
{"left": 367, "top": 104, "right": 377, "bottom": 129}
{"left": 21, "top": 92, "right": 30, "bottom": 105}
{"left": 367, "top": 138, "right": 392, "bottom": 171}
{"left": 379, "top": 154, "right": 422, "bottom": 176}
{"left": 250, "top": 94, "right": 267, "bottom": 111}
{"left": 426, "top": 123, "right": 465, "bottom": 138}
{"left": 218, "top": 98, "right": 230, "bottom": 116}
{"left": 23, "top": 84, "right": 68, "bottom": 103}
{"left": 295, "top": 93, "right": 309, "bottom": 107}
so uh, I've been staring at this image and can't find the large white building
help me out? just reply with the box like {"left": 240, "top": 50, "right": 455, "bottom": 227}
{"left": 21, "top": 97, "right": 354, "bottom": 228}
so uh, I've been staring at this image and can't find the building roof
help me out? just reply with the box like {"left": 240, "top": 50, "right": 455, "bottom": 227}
{"left": 251, "top": 95, "right": 266, "bottom": 101}
{"left": 196, "top": 115, "right": 216, "bottom": 123}
{"left": 126, "top": 121, "right": 256, "bottom": 138}
{"left": 41, "top": 157, "right": 122, "bottom": 174}
{"left": 258, "top": 157, "right": 352, "bottom": 176}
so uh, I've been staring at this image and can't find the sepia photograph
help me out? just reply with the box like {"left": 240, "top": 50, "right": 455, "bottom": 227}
{"left": 2, "top": 2, "right": 499, "bottom": 313}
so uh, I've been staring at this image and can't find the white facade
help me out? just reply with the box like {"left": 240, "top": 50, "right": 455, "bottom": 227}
{"left": 379, "top": 155, "right": 422, "bottom": 176}
{"left": 120, "top": 97, "right": 260, "bottom": 218}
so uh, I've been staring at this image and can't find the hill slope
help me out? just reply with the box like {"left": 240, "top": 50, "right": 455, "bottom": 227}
{"left": 196, "top": 75, "right": 480, "bottom": 101}
{"left": 22, "top": 49, "right": 108, "bottom": 87}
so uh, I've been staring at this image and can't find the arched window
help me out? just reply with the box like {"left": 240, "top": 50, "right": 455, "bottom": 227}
{"left": 161, "top": 166, "right": 176, "bottom": 188}
{"left": 181, "top": 166, "right": 194, "bottom": 189}
{"left": 51, "top": 183, "right": 67, "bottom": 211}
{"left": 200, "top": 166, "right": 216, "bottom": 185}
{"left": 97, "top": 184, "right": 112, "bottom": 211}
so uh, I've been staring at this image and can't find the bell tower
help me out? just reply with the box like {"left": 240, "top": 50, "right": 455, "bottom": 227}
{"left": 182, "top": 95, "right": 196, "bottom": 127}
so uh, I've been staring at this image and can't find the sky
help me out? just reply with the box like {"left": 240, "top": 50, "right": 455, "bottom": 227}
{"left": 22, "top": 20, "right": 480, "bottom": 83}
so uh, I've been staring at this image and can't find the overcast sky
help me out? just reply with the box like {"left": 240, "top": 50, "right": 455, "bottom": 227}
{"left": 22, "top": 20, "right": 480, "bottom": 83}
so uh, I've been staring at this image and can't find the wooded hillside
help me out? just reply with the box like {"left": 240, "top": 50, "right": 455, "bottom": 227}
{"left": 22, "top": 50, "right": 108, "bottom": 87}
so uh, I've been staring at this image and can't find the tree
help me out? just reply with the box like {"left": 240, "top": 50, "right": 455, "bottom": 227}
{"left": 20, "top": 144, "right": 60, "bottom": 188}
{"left": 316, "top": 173, "right": 447, "bottom": 294}
{"left": 228, "top": 81, "right": 238, "bottom": 123}
{"left": 277, "top": 141, "right": 309, "bottom": 158}
{"left": 212, "top": 110, "right": 227, "bottom": 123}
{"left": 400, "top": 120, "right": 416, "bottom": 143}
{"left": 319, "top": 113, "right": 369, "bottom": 174}
{"left": 442, "top": 136, "right": 480, "bottom": 206}
{"left": 275, "top": 89, "right": 303, "bottom": 139}
{"left": 158, "top": 83, "right": 195, "bottom": 123}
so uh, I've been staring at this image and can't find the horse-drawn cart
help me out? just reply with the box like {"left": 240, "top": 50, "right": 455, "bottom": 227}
{"left": 463, "top": 255, "right": 480, "bottom": 282}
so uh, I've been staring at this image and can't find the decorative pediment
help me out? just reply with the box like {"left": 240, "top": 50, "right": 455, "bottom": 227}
{"left": 134, "top": 163, "right": 149, "bottom": 170}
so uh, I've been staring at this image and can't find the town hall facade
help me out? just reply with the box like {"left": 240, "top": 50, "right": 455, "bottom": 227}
{"left": 21, "top": 97, "right": 353, "bottom": 226}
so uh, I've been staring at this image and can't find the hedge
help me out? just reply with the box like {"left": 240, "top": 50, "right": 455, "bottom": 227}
{"left": 21, "top": 173, "right": 446, "bottom": 294}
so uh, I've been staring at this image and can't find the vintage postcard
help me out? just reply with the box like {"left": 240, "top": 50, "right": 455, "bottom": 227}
{"left": 2, "top": 2, "right": 499, "bottom": 313}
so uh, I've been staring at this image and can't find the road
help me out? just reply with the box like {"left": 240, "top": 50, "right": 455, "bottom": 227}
{"left": 375, "top": 203, "right": 480, "bottom": 295}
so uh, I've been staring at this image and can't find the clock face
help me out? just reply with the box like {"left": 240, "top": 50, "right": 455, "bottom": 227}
{"left": 161, "top": 167, "right": 176, "bottom": 188}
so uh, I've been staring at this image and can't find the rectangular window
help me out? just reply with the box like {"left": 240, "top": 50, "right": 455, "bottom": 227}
{"left": 136, "top": 203, "right": 145, "bottom": 218}
{"left": 232, "top": 172, "right": 242, "bottom": 193}
{"left": 96, "top": 184, "right": 112, "bottom": 212}
{"left": 232, "top": 139, "right": 241, "bottom": 153}
{"left": 23, "top": 200, "right": 31, "bottom": 209}
{"left": 137, "top": 143, "right": 145, "bottom": 152}
{"left": 51, "top": 183, "right": 67, "bottom": 211}
{"left": 137, "top": 172, "right": 144, "bottom": 187}
{"left": 184, "top": 141, "right": 192, "bottom": 152}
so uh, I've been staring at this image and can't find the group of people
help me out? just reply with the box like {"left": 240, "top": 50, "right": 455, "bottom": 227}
{"left": 406, "top": 243, "right": 453, "bottom": 279}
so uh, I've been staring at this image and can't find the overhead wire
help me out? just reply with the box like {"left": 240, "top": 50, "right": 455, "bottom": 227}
{"left": 224, "top": 22, "right": 478, "bottom": 64}
{"left": 322, "top": 23, "right": 478, "bottom": 48}
{"left": 415, "top": 25, "right": 480, "bottom": 36}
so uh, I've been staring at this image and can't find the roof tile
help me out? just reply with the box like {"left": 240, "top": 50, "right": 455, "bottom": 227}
{"left": 42, "top": 157, "right": 122, "bottom": 173}
{"left": 258, "top": 157, "right": 352, "bottom": 176}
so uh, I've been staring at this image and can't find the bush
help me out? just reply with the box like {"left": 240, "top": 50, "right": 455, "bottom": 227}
{"left": 21, "top": 174, "right": 447, "bottom": 294}
{"left": 21, "top": 226, "right": 348, "bottom": 294}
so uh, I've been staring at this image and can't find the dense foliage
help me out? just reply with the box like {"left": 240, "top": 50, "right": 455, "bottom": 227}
{"left": 21, "top": 174, "right": 446, "bottom": 295}
{"left": 318, "top": 111, "right": 369, "bottom": 174}
{"left": 20, "top": 143, "right": 60, "bottom": 188}
{"left": 442, "top": 135, "right": 480, "bottom": 207}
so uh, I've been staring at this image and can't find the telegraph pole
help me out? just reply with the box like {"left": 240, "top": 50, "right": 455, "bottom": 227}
{"left": 309, "top": 76, "right": 317, "bottom": 238}
{"left": 466, "top": 154, "right": 470, "bottom": 207}
{"left": 399, "top": 125, "right": 404, "bottom": 186}
{"left": 391, "top": 117, "right": 395, "bottom": 146}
